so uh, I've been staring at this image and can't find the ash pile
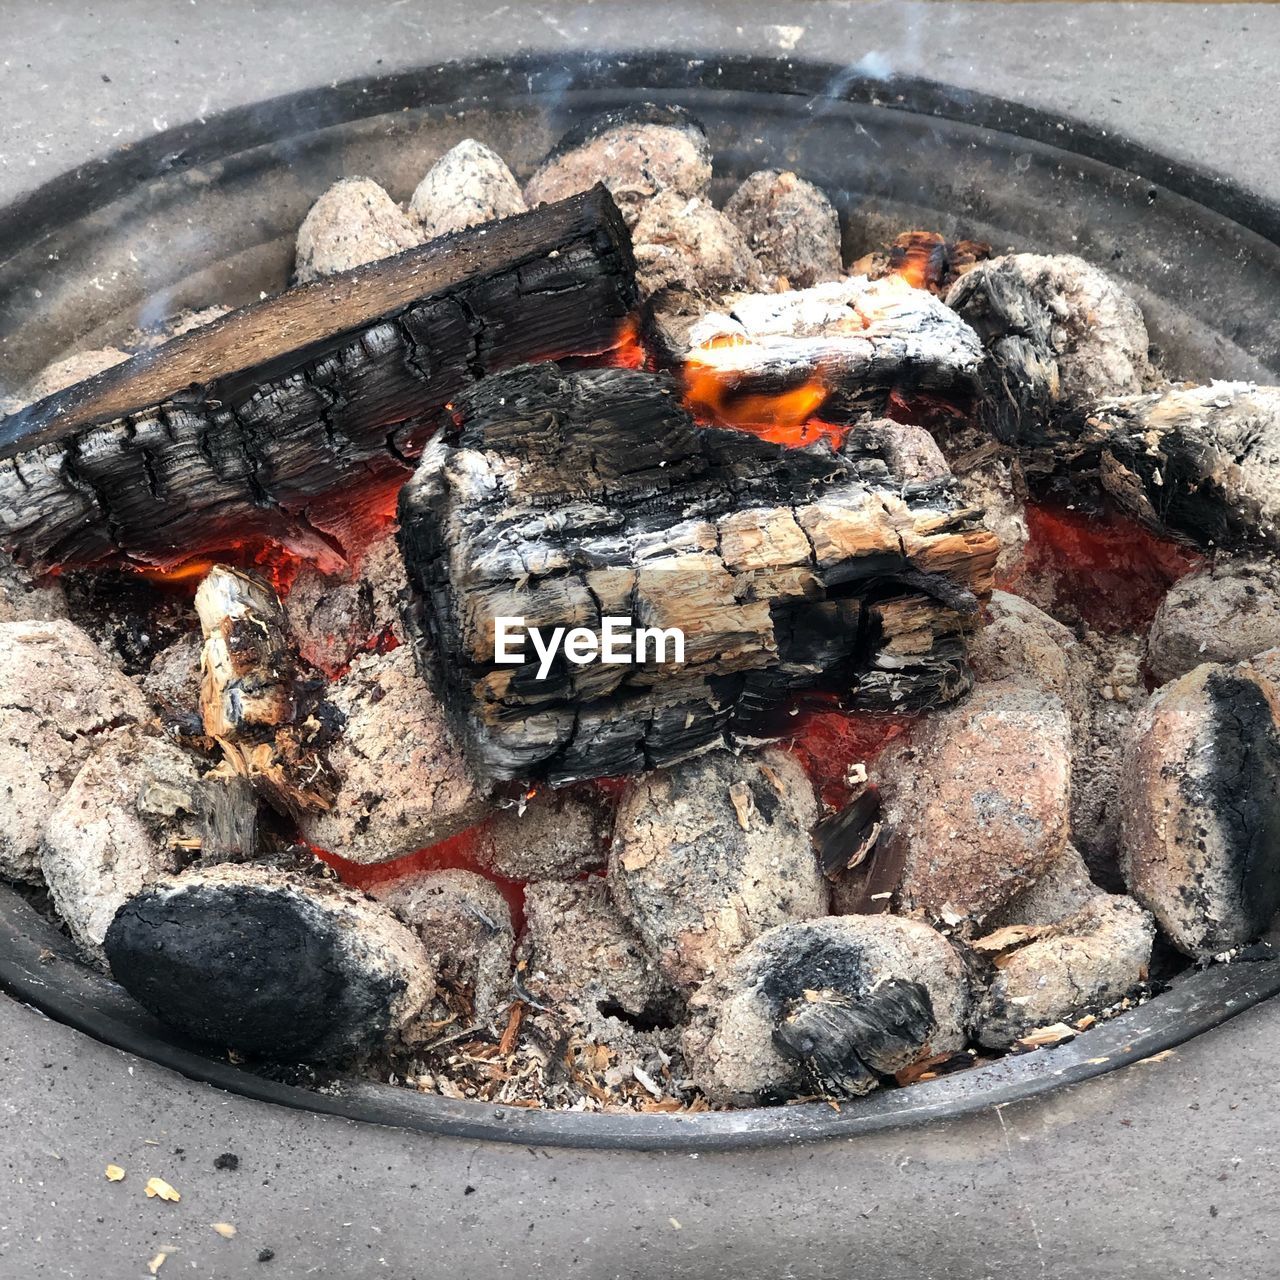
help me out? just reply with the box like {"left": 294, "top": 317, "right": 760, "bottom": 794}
{"left": 2, "top": 104, "right": 1280, "bottom": 1113}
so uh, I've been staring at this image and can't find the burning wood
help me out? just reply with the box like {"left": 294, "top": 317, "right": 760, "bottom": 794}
{"left": 0, "top": 187, "right": 638, "bottom": 573}
{"left": 398, "top": 362, "right": 998, "bottom": 783}
{"left": 850, "top": 230, "right": 991, "bottom": 295}
{"left": 672, "top": 276, "right": 984, "bottom": 435}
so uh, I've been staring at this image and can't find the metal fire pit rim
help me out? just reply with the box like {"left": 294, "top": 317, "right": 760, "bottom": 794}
{"left": 2, "top": 50, "right": 1280, "bottom": 265}
{"left": 2, "top": 50, "right": 1280, "bottom": 1151}
{"left": 3, "top": 883, "right": 1278, "bottom": 1152}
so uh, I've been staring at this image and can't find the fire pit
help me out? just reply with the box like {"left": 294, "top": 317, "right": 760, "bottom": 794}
{"left": 2, "top": 51, "right": 1280, "bottom": 1149}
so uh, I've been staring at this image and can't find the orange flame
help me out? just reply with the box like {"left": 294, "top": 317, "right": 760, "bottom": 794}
{"left": 605, "top": 314, "right": 649, "bottom": 370}
{"left": 681, "top": 352, "right": 845, "bottom": 449}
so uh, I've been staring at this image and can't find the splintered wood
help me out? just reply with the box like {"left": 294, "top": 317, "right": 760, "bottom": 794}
{"left": 195, "top": 565, "right": 335, "bottom": 818}
{"left": 399, "top": 363, "right": 998, "bottom": 783}
{"left": 0, "top": 186, "right": 638, "bottom": 573}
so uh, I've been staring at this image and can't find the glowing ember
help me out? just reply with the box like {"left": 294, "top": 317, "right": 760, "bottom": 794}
{"left": 604, "top": 314, "right": 650, "bottom": 370}
{"left": 127, "top": 542, "right": 309, "bottom": 597}
{"left": 1002, "top": 502, "right": 1203, "bottom": 633}
{"left": 785, "top": 702, "right": 915, "bottom": 809}
{"left": 311, "top": 821, "right": 528, "bottom": 934}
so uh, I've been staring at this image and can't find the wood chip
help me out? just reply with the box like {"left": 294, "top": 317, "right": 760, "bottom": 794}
{"left": 728, "top": 780, "right": 753, "bottom": 831}
{"left": 1014, "top": 1022, "right": 1077, "bottom": 1049}
{"left": 147, "top": 1253, "right": 168, "bottom": 1275}
{"left": 497, "top": 1001, "right": 525, "bottom": 1057}
{"left": 212, "top": 1223, "right": 237, "bottom": 1239}
{"left": 104, "top": 1164, "right": 126, "bottom": 1182}
{"left": 144, "top": 1176, "right": 181, "bottom": 1203}
{"left": 971, "top": 923, "right": 1054, "bottom": 955}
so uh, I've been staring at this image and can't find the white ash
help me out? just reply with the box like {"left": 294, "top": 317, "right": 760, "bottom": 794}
{"left": 409, "top": 139, "right": 526, "bottom": 240}
{"left": 723, "top": 169, "right": 843, "bottom": 288}
{"left": 1147, "top": 560, "right": 1280, "bottom": 685}
{"left": 20, "top": 347, "right": 130, "bottom": 404}
{"left": 521, "top": 877, "right": 678, "bottom": 1039}
{"left": 0, "top": 550, "right": 67, "bottom": 625}
{"left": 1119, "top": 660, "right": 1280, "bottom": 958}
{"left": 39, "top": 724, "right": 201, "bottom": 963}
{"left": 357, "top": 534, "right": 409, "bottom": 642}
{"left": 475, "top": 786, "right": 610, "bottom": 881}
{"left": 954, "top": 458, "right": 1029, "bottom": 576}
{"left": 141, "top": 631, "right": 203, "bottom": 719}
{"left": 1073, "top": 629, "right": 1149, "bottom": 883}
{"left": 299, "top": 644, "right": 490, "bottom": 863}
{"left": 608, "top": 748, "right": 825, "bottom": 992}
{"left": 129, "top": 305, "right": 231, "bottom": 351}
{"left": 630, "top": 193, "right": 764, "bottom": 300}
{"left": 947, "top": 252, "right": 1153, "bottom": 413}
{"left": 523, "top": 109, "right": 712, "bottom": 229}
{"left": 975, "top": 894, "right": 1154, "bottom": 1050}
{"left": 684, "top": 914, "right": 972, "bottom": 1107}
{"left": 682, "top": 275, "right": 983, "bottom": 392}
{"left": 0, "top": 619, "right": 150, "bottom": 883}
{"left": 283, "top": 563, "right": 376, "bottom": 678}
{"left": 294, "top": 177, "right": 422, "bottom": 283}
{"left": 968, "top": 591, "right": 1091, "bottom": 735}
{"left": 372, "top": 868, "right": 514, "bottom": 1019}
{"left": 873, "top": 680, "right": 1072, "bottom": 927}
{"left": 986, "top": 844, "right": 1098, "bottom": 929}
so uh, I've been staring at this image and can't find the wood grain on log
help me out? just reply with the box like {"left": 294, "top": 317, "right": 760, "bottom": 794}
{"left": 399, "top": 363, "right": 999, "bottom": 784}
{"left": 0, "top": 187, "right": 638, "bottom": 572}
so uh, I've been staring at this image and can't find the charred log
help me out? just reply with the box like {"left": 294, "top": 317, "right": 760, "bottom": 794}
{"left": 1084, "top": 383, "right": 1280, "bottom": 553}
{"left": 398, "top": 363, "right": 998, "bottom": 784}
{"left": 0, "top": 186, "right": 638, "bottom": 573}
{"left": 666, "top": 277, "right": 984, "bottom": 429}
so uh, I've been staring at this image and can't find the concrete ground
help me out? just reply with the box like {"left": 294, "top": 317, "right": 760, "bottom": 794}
{"left": 3, "top": 989, "right": 1278, "bottom": 1279}
{"left": 2, "top": 2, "right": 1280, "bottom": 1277}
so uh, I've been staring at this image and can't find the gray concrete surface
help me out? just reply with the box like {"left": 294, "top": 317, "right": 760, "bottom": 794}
{"left": 2, "top": 3, "right": 1280, "bottom": 1276}
{"left": 2, "top": 988, "right": 1278, "bottom": 1279}
{"left": 0, "top": 2, "right": 1277, "bottom": 213}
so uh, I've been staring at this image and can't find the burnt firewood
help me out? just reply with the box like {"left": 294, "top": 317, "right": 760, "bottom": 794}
{"left": 773, "top": 979, "right": 936, "bottom": 1098}
{"left": 1084, "top": 383, "right": 1280, "bottom": 553}
{"left": 812, "top": 784, "right": 882, "bottom": 879}
{"left": 945, "top": 252, "right": 1151, "bottom": 463}
{"left": 195, "top": 566, "right": 336, "bottom": 818}
{"left": 398, "top": 363, "right": 999, "bottom": 783}
{"left": 0, "top": 186, "right": 638, "bottom": 573}
{"left": 670, "top": 277, "right": 983, "bottom": 428}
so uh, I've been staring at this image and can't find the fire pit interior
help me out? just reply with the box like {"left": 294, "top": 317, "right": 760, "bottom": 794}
{"left": 2, "top": 55, "right": 1279, "bottom": 1138}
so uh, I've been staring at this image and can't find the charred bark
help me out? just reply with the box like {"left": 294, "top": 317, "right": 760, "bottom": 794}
{"left": 399, "top": 363, "right": 999, "bottom": 784}
{"left": 1084, "top": 383, "right": 1280, "bottom": 553}
{"left": 0, "top": 186, "right": 638, "bottom": 572}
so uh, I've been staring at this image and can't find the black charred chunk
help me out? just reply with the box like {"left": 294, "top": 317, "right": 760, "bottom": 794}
{"left": 103, "top": 880, "right": 403, "bottom": 1061}
{"left": 772, "top": 979, "right": 936, "bottom": 1098}
{"left": 1197, "top": 670, "right": 1280, "bottom": 944}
